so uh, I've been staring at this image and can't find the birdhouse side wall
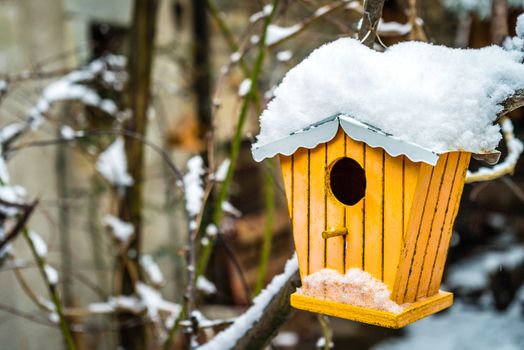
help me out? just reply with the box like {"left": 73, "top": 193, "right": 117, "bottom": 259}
{"left": 392, "top": 152, "right": 471, "bottom": 304}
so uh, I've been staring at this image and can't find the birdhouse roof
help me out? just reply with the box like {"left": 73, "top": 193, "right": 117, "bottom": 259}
{"left": 252, "top": 114, "right": 500, "bottom": 165}
{"left": 252, "top": 38, "right": 524, "bottom": 164}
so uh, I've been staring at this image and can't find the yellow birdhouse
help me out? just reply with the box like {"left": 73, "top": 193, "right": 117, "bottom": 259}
{"left": 252, "top": 114, "right": 498, "bottom": 328}
{"left": 250, "top": 38, "right": 520, "bottom": 328}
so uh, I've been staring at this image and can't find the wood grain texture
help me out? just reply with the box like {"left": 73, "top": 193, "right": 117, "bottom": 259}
{"left": 428, "top": 153, "right": 471, "bottom": 295}
{"left": 404, "top": 154, "right": 448, "bottom": 303}
{"left": 308, "top": 145, "right": 327, "bottom": 273}
{"left": 345, "top": 138, "right": 365, "bottom": 270}
{"left": 292, "top": 149, "right": 310, "bottom": 279}
{"left": 383, "top": 154, "right": 404, "bottom": 290}
{"left": 416, "top": 153, "right": 461, "bottom": 298}
{"left": 364, "top": 146, "right": 384, "bottom": 280}
{"left": 392, "top": 163, "right": 433, "bottom": 303}
{"left": 325, "top": 130, "right": 346, "bottom": 273}
{"left": 403, "top": 158, "right": 420, "bottom": 234}
{"left": 279, "top": 155, "right": 294, "bottom": 218}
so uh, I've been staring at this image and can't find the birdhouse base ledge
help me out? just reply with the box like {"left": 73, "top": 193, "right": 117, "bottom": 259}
{"left": 290, "top": 291, "right": 453, "bottom": 329}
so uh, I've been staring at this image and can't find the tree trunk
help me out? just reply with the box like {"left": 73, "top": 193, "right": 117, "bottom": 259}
{"left": 117, "top": 0, "right": 158, "bottom": 349}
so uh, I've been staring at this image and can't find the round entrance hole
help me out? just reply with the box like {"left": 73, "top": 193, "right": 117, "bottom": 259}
{"left": 327, "top": 157, "right": 366, "bottom": 206}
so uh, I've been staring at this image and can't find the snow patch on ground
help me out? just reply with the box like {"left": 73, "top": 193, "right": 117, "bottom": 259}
{"left": 298, "top": 268, "right": 404, "bottom": 313}
{"left": 446, "top": 246, "right": 524, "bottom": 292}
{"left": 372, "top": 295, "right": 524, "bottom": 350}
{"left": 255, "top": 38, "right": 524, "bottom": 154}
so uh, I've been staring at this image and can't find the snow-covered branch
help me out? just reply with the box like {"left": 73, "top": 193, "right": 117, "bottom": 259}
{"left": 198, "top": 255, "right": 299, "bottom": 350}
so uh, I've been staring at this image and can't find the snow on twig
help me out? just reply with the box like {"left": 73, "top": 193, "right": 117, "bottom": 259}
{"left": 183, "top": 155, "right": 205, "bottom": 223}
{"left": 27, "top": 55, "right": 124, "bottom": 130}
{"left": 102, "top": 215, "right": 134, "bottom": 246}
{"left": 140, "top": 254, "right": 165, "bottom": 287}
{"left": 0, "top": 186, "right": 27, "bottom": 217}
{"left": 28, "top": 231, "right": 47, "bottom": 258}
{"left": 237, "top": 79, "right": 252, "bottom": 97}
{"left": 196, "top": 276, "right": 217, "bottom": 295}
{"left": 212, "top": 158, "right": 230, "bottom": 182}
{"left": 96, "top": 137, "right": 134, "bottom": 187}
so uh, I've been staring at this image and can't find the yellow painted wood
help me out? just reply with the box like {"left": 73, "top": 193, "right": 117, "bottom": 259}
{"left": 325, "top": 130, "right": 346, "bottom": 273}
{"left": 309, "top": 145, "right": 327, "bottom": 274}
{"left": 383, "top": 155, "right": 404, "bottom": 290}
{"left": 364, "top": 146, "right": 384, "bottom": 280}
{"left": 403, "top": 158, "right": 420, "bottom": 234}
{"left": 428, "top": 152, "right": 471, "bottom": 295}
{"left": 416, "top": 153, "right": 461, "bottom": 298}
{"left": 345, "top": 138, "right": 365, "bottom": 270}
{"left": 279, "top": 155, "right": 293, "bottom": 218}
{"left": 392, "top": 163, "right": 433, "bottom": 303}
{"left": 292, "top": 149, "right": 310, "bottom": 279}
{"left": 404, "top": 154, "right": 448, "bottom": 303}
{"left": 290, "top": 291, "right": 453, "bottom": 329}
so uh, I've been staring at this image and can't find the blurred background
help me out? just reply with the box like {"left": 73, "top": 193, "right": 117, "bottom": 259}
{"left": 0, "top": 0, "right": 523, "bottom": 349}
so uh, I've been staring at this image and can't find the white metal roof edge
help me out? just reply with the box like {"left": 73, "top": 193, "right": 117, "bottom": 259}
{"left": 252, "top": 117, "right": 339, "bottom": 162}
{"left": 251, "top": 115, "right": 497, "bottom": 166}
{"left": 338, "top": 115, "right": 440, "bottom": 165}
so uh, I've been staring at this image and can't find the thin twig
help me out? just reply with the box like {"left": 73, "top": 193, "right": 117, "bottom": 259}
{"left": 22, "top": 227, "right": 76, "bottom": 350}
{"left": 0, "top": 200, "right": 38, "bottom": 254}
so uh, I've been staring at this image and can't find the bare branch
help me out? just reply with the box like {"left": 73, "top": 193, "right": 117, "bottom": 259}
{"left": 499, "top": 89, "right": 524, "bottom": 118}
{"left": 358, "top": 0, "right": 387, "bottom": 47}
{"left": 0, "top": 199, "right": 38, "bottom": 253}
{"left": 466, "top": 117, "right": 523, "bottom": 183}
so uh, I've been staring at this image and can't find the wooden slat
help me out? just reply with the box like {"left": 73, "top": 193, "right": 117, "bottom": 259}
{"left": 428, "top": 153, "right": 470, "bottom": 295}
{"left": 325, "top": 130, "right": 346, "bottom": 273}
{"left": 308, "top": 145, "right": 327, "bottom": 274}
{"left": 404, "top": 154, "right": 448, "bottom": 303}
{"left": 392, "top": 163, "right": 433, "bottom": 303}
{"left": 403, "top": 158, "right": 420, "bottom": 234}
{"left": 364, "top": 146, "right": 384, "bottom": 280}
{"left": 292, "top": 149, "right": 310, "bottom": 279}
{"left": 383, "top": 155, "right": 404, "bottom": 290}
{"left": 279, "top": 156, "right": 294, "bottom": 218}
{"left": 416, "top": 153, "right": 460, "bottom": 298}
{"left": 345, "top": 138, "right": 365, "bottom": 270}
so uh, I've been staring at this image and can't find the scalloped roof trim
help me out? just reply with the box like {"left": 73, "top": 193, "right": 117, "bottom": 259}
{"left": 251, "top": 115, "right": 489, "bottom": 165}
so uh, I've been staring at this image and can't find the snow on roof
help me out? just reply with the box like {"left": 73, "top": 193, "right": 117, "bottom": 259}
{"left": 253, "top": 38, "right": 524, "bottom": 162}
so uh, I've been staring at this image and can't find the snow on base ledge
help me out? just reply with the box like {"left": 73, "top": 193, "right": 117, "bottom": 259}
{"left": 297, "top": 268, "right": 404, "bottom": 314}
